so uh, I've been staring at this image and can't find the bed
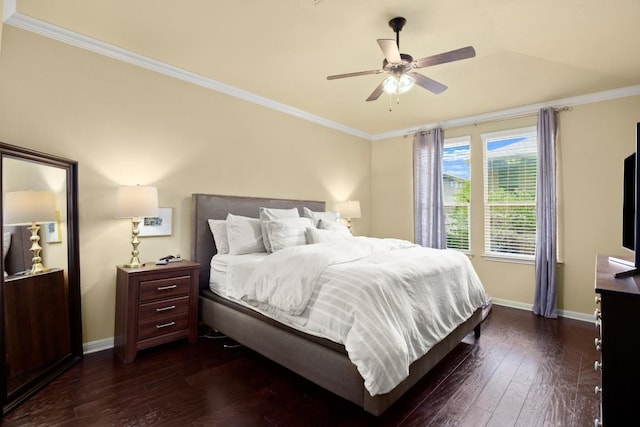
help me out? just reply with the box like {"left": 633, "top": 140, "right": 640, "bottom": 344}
{"left": 191, "top": 193, "right": 485, "bottom": 416}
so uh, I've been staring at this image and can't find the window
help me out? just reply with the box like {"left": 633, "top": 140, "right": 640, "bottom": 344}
{"left": 482, "top": 127, "right": 537, "bottom": 260}
{"left": 443, "top": 137, "right": 470, "bottom": 251}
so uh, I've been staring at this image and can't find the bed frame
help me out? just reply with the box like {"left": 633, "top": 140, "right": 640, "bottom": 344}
{"left": 191, "top": 193, "right": 482, "bottom": 416}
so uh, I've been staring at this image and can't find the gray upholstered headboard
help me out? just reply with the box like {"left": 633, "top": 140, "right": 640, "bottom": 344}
{"left": 191, "top": 193, "right": 325, "bottom": 293}
{"left": 4, "top": 226, "right": 33, "bottom": 275}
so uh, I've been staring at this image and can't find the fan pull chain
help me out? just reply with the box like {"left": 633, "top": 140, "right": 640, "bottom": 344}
{"left": 387, "top": 92, "right": 402, "bottom": 111}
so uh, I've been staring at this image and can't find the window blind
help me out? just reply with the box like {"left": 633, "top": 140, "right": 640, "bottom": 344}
{"left": 482, "top": 128, "right": 537, "bottom": 259}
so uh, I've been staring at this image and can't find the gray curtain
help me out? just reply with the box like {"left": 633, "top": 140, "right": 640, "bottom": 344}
{"left": 413, "top": 128, "right": 445, "bottom": 248}
{"left": 533, "top": 108, "right": 557, "bottom": 318}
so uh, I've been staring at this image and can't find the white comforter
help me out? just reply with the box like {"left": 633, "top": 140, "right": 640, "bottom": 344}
{"left": 233, "top": 237, "right": 487, "bottom": 396}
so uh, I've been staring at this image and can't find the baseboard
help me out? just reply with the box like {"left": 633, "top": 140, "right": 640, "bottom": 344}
{"left": 491, "top": 298, "right": 593, "bottom": 323}
{"left": 83, "top": 337, "right": 114, "bottom": 355}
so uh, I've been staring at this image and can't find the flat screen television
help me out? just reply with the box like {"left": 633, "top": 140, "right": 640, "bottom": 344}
{"left": 622, "top": 151, "right": 636, "bottom": 251}
{"left": 615, "top": 122, "right": 640, "bottom": 278}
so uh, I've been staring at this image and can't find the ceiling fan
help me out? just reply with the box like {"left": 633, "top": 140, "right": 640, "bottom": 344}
{"left": 327, "top": 17, "right": 476, "bottom": 104}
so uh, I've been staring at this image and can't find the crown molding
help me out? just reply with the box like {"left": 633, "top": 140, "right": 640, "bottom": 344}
{"left": 372, "top": 85, "right": 640, "bottom": 141}
{"left": 4, "top": 3, "right": 639, "bottom": 144}
{"left": 3, "top": 0, "right": 16, "bottom": 21}
{"left": 4, "top": 9, "right": 371, "bottom": 141}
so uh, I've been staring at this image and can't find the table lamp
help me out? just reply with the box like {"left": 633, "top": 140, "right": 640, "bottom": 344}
{"left": 115, "top": 185, "right": 158, "bottom": 268}
{"left": 338, "top": 200, "right": 361, "bottom": 232}
{"left": 4, "top": 190, "right": 57, "bottom": 274}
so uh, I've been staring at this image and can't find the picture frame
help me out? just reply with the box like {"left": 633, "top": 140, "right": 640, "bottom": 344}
{"left": 45, "top": 210, "right": 62, "bottom": 243}
{"left": 139, "top": 207, "right": 172, "bottom": 237}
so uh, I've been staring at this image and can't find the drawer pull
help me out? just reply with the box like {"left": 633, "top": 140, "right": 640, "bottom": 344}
{"left": 156, "top": 305, "right": 176, "bottom": 312}
{"left": 594, "top": 337, "right": 602, "bottom": 351}
{"left": 594, "top": 360, "right": 602, "bottom": 371}
{"left": 156, "top": 321, "right": 176, "bottom": 329}
{"left": 595, "top": 295, "right": 601, "bottom": 305}
{"left": 594, "top": 385, "right": 602, "bottom": 395}
{"left": 157, "top": 284, "right": 177, "bottom": 291}
{"left": 594, "top": 418, "right": 602, "bottom": 427}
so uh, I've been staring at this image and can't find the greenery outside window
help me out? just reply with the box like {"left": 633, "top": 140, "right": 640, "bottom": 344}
{"left": 443, "top": 136, "right": 471, "bottom": 251}
{"left": 482, "top": 127, "right": 537, "bottom": 260}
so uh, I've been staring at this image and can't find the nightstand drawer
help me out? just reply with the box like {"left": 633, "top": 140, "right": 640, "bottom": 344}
{"left": 138, "top": 296, "right": 190, "bottom": 323}
{"left": 139, "top": 275, "right": 191, "bottom": 302}
{"left": 138, "top": 314, "right": 190, "bottom": 341}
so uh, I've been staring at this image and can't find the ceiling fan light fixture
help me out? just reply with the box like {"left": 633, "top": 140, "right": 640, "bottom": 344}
{"left": 382, "top": 75, "right": 398, "bottom": 93}
{"left": 398, "top": 73, "right": 415, "bottom": 93}
{"left": 383, "top": 74, "right": 414, "bottom": 95}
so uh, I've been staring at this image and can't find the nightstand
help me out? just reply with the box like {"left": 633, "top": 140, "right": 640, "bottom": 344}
{"left": 114, "top": 260, "right": 199, "bottom": 363}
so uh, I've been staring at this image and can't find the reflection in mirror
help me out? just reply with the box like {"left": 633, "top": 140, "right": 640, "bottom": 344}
{"left": 3, "top": 158, "right": 68, "bottom": 275}
{"left": 1, "top": 143, "right": 82, "bottom": 416}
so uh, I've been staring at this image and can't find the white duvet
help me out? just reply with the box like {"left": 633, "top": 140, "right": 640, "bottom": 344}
{"left": 230, "top": 237, "right": 487, "bottom": 396}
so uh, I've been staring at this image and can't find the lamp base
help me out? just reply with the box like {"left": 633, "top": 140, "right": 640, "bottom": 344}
{"left": 124, "top": 217, "right": 144, "bottom": 268}
{"left": 123, "top": 257, "right": 144, "bottom": 268}
{"left": 27, "top": 222, "right": 48, "bottom": 274}
{"left": 28, "top": 263, "right": 49, "bottom": 275}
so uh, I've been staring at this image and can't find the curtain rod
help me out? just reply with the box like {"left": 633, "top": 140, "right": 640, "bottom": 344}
{"left": 404, "top": 106, "right": 572, "bottom": 139}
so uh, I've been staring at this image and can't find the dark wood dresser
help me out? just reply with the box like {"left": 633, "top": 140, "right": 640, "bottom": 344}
{"left": 594, "top": 254, "right": 640, "bottom": 426}
{"left": 3, "top": 268, "right": 70, "bottom": 379}
{"left": 114, "top": 260, "right": 199, "bottom": 363}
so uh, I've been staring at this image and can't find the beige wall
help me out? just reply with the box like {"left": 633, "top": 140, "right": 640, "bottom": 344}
{"left": 372, "top": 96, "right": 640, "bottom": 316}
{"left": 0, "top": 27, "right": 371, "bottom": 344}
{"left": 0, "top": 0, "right": 4, "bottom": 51}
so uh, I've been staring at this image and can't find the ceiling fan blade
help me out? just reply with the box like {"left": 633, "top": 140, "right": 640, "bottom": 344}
{"left": 414, "top": 46, "right": 476, "bottom": 69}
{"left": 413, "top": 73, "right": 448, "bottom": 94}
{"left": 327, "top": 69, "right": 383, "bottom": 80}
{"left": 377, "top": 39, "right": 401, "bottom": 64}
{"left": 366, "top": 82, "right": 385, "bottom": 102}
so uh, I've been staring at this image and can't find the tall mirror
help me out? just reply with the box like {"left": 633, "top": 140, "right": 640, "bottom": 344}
{"left": 0, "top": 142, "right": 82, "bottom": 415}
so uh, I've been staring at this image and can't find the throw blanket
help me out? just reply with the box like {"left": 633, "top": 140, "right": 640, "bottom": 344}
{"left": 234, "top": 237, "right": 487, "bottom": 395}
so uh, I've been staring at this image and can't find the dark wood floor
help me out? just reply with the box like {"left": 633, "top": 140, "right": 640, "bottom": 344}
{"left": 1, "top": 305, "right": 600, "bottom": 426}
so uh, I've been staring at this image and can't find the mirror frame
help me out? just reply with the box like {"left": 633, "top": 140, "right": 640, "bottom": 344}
{"left": 0, "top": 141, "right": 82, "bottom": 414}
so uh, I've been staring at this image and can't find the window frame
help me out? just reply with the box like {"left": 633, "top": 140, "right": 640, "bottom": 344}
{"left": 443, "top": 136, "right": 471, "bottom": 253}
{"left": 481, "top": 126, "right": 537, "bottom": 263}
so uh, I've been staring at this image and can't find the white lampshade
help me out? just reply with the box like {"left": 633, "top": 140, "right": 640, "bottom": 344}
{"left": 4, "top": 191, "right": 57, "bottom": 225}
{"left": 338, "top": 200, "right": 361, "bottom": 219}
{"left": 115, "top": 185, "right": 159, "bottom": 218}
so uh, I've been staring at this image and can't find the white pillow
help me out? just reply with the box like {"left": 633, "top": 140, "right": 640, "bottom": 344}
{"left": 264, "top": 217, "right": 314, "bottom": 252}
{"left": 226, "top": 214, "right": 266, "bottom": 255}
{"left": 3, "top": 231, "right": 10, "bottom": 278}
{"left": 207, "top": 219, "right": 229, "bottom": 254}
{"left": 305, "top": 227, "right": 352, "bottom": 244}
{"left": 302, "top": 207, "right": 340, "bottom": 227}
{"left": 318, "top": 219, "right": 350, "bottom": 233}
{"left": 259, "top": 207, "right": 300, "bottom": 253}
